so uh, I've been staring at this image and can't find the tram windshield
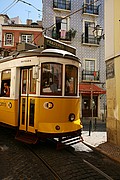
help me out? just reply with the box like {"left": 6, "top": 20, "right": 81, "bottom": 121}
{"left": 41, "top": 63, "right": 78, "bottom": 96}
{"left": 41, "top": 63, "right": 62, "bottom": 95}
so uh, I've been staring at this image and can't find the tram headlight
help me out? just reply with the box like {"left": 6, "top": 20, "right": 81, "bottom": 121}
{"left": 69, "top": 113, "right": 75, "bottom": 122}
{"left": 55, "top": 125, "right": 60, "bottom": 130}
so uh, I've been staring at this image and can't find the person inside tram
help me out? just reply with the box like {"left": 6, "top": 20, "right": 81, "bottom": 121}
{"left": 3, "top": 82, "right": 10, "bottom": 97}
{"left": 50, "top": 77, "right": 58, "bottom": 92}
{"left": 65, "top": 78, "right": 70, "bottom": 93}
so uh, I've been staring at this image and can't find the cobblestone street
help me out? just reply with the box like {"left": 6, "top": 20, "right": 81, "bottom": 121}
{"left": 1, "top": 125, "right": 120, "bottom": 180}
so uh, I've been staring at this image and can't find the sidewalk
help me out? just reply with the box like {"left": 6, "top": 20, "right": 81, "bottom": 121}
{"left": 82, "top": 131, "right": 120, "bottom": 164}
{"left": 96, "top": 142, "right": 120, "bottom": 164}
{"left": 72, "top": 119, "right": 120, "bottom": 164}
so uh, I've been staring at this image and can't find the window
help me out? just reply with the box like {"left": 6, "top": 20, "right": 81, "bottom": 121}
{"left": 41, "top": 63, "right": 62, "bottom": 95}
{"left": 84, "top": 0, "right": 94, "bottom": 13}
{"left": 65, "top": 65, "right": 78, "bottom": 96}
{"left": 85, "top": 21, "right": 95, "bottom": 43}
{"left": 83, "top": 0, "right": 99, "bottom": 15}
{"left": 29, "top": 69, "right": 36, "bottom": 94}
{"left": 22, "top": 69, "right": 27, "bottom": 94}
{"left": 5, "top": 33, "right": 13, "bottom": 45}
{"left": 85, "top": 60, "right": 95, "bottom": 80}
{"left": 82, "top": 21, "right": 99, "bottom": 45}
{"left": 53, "top": 0, "right": 71, "bottom": 10}
{"left": 21, "top": 34, "right": 32, "bottom": 43}
{"left": 85, "top": 0, "right": 94, "bottom": 8}
{"left": 54, "top": 17, "right": 69, "bottom": 39}
{"left": 1, "top": 70, "right": 11, "bottom": 97}
{"left": 21, "top": 69, "right": 36, "bottom": 94}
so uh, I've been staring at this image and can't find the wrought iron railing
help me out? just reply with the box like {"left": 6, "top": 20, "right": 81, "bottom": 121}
{"left": 82, "top": 70, "right": 100, "bottom": 81}
{"left": 52, "top": 28, "right": 71, "bottom": 41}
{"left": 82, "top": 3, "right": 99, "bottom": 15}
{"left": 53, "top": 0, "right": 71, "bottom": 10}
{"left": 82, "top": 33, "right": 100, "bottom": 45}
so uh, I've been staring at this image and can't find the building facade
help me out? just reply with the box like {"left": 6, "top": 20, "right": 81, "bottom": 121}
{"left": 105, "top": 0, "right": 120, "bottom": 146}
{"left": 0, "top": 15, "right": 42, "bottom": 57}
{"left": 0, "top": 14, "right": 10, "bottom": 55}
{"left": 42, "top": 0, "right": 106, "bottom": 119}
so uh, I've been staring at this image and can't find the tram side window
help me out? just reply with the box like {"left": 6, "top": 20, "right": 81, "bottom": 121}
{"left": 21, "top": 69, "right": 36, "bottom": 94}
{"left": 29, "top": 69, "right": 36, "bottom": 94}
{"left": 65, "top": 65, "right": 78, "bottom": 96}
{"left": 1, "top": 70, "right": 11, "bottom": 97}
{"left": 41, "top": 63, "right": 62, "bottom": 95}
{"left": 22, "top": 69, "right": 27, "bottom": 94}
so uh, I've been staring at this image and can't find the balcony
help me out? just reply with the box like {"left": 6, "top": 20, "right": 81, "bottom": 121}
{"left": 82, "top": 3, "right": 99, "bottom": 15}
{"left": 82, "top": 70, "right": 100, "bottom": 81}
{"left": 82, "top": 33, "right": 100, "bottom": 45}
{"left": 53, "top": 0, "right": 71, "bottom": 10}
{"left": 52, "top": 28, "right": 72, "bottom": 41}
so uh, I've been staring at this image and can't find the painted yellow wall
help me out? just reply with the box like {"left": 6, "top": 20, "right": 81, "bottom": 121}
{"left": 114, "top": 0, "right": 120, "bottom": 55}
{"left": 105, "top": 0, "right": 120, "bottom": 145}
{"left": 105, "top": 0, "right": 114, "bottom": 60}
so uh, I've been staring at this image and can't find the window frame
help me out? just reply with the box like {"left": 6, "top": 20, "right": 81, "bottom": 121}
{"left": 65, "top": 65, "right": 78, "bottom": 96}
{"left": 53, "top": 0, "right": 71, "bottom": 10}
{"left": 84, "top": 59, "right": 96, "bottom": 81}
{"left": 21, "top": 34, "right": 33, "bottom": 43}
{"left": 41, "top": 62, "right": 63, "bottom": 96}
{"left": 1, "top": 69, "right": 11, "bottom": 97}
{"left": 4, "top": 33, "right": 14, "bottom": 46}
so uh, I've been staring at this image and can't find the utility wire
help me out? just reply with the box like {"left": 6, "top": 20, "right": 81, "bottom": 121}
{"left": 1, "top": 0, "right": 42, "bottom": 14}
{"left": 18, "top": 0, "right": 42, "bottom": 12}
{"left": 1, "top": 0, "right": 19, "bottom": 14}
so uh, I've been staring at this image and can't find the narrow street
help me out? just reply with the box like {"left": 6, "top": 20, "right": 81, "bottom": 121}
{"left": 1, "top": 124, "right": 120, "bottom": 180}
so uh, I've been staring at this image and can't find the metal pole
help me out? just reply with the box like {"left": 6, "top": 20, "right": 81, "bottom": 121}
{"left": 91, "top": 82, "right": 94, "bottom": 131}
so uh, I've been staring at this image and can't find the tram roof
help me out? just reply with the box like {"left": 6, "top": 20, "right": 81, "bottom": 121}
{"left": 41, "top": 49, "right": 80, "bottom": 62}
{"left": 0, "top": 48, "right": 80, "bottom": 63}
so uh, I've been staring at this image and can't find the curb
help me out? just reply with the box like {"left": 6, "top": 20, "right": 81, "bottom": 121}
{"left": 83, "top": 141, "right": 120, "bottom": 164}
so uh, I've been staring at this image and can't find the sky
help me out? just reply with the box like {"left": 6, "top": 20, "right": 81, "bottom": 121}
{"left": 0, "top": 0, "right": 42, "bottom": 24}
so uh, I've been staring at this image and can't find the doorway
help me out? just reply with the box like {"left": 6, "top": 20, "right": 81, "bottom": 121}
{"left": 82, "top": 95, "right": 98, "bottom": 117}
{"left": 19, "top": 67, "right": 36, "bottom": 133}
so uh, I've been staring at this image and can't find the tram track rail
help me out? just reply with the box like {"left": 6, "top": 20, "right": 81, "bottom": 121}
{"left": 59, "top": 140, "right": 116, "bottom": 180}
{"left": 25, "top": 144, "right": 63, "bottom": 180}
{"left": 26, "top": 139, "right": 115, "bottom": 180}
{"left": 83, "top": 159, "right": 113, "bottom": 180}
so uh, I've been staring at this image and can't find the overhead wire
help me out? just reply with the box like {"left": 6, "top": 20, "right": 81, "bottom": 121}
{"left": 1, "top": 0, "right": 42, "bottom": 14}
{"left": 1, "top": 0, "right": 19, "bottom": 14}
{"left": 18, "top": 0, "right": 42, "bottom": 12}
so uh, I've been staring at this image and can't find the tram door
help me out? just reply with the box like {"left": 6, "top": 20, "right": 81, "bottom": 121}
{"left": 19, "top": 68, "right": 36, "bottom": 133}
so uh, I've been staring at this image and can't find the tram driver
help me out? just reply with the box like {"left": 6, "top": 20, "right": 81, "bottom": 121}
{"left": 3, "top": 82, "right": 10, "bottom": 97}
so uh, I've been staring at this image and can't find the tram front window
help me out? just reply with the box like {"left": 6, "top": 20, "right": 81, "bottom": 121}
{"left": 65, "top": 65, "right": 78, "bottom": 96}
{"left": 41, "top": 63, "right": 62, "bottom": 95}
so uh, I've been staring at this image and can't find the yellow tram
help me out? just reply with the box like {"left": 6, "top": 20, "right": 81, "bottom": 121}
{"left": 0, "top": 48, "right": 83, "bottom": 144}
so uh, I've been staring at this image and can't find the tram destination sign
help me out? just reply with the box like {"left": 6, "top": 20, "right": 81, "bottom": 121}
{"left": 44, "top": 36, "right": 76, "bottom": 55}
{"left": 106, "top": 59, "right": 114, "bottom": 79}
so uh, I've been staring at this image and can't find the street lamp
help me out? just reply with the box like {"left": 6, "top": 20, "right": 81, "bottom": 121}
{"left": 93, "top": 25, "right": 104, "bottom": 40}
{"left": 89, "top": 25, "right": 104, "bottom": 133}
